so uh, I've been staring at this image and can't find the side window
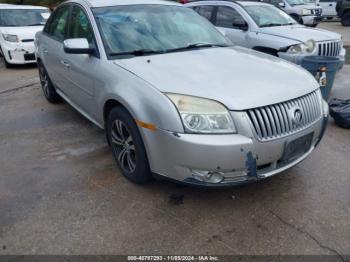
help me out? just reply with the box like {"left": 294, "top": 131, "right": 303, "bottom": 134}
{"left": 46, "top": 6, "right": 69, "bottom": 41}
{"left": 215, "top": 6, "right": 246, "bottom": 29}
{"left": 67, "top": 6, "right": 94, "bottom": 45}
{"left": 269, "top": 0, "right": 283, "bottom": 6}
{"left": 195, "top": 5, "right": 215, "bottom": 21}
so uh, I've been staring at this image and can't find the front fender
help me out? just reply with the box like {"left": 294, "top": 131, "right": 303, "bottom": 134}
{"left": 95, "top": 62, "right": 184, "bottom": 134}
{"left": 252, "top": 32, "right": 301, "bottom": 51}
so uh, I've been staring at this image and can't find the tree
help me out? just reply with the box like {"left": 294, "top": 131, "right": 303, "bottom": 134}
{"left": 0, "top": 0, "right": 64, "bottom": 7}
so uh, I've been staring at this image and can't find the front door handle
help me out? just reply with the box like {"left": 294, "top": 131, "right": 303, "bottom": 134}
{"left": 43, "top": 49, "right": 48, "bottom": 54}
{"left": 60, "top": 60, "right": 70, "bottom": 68}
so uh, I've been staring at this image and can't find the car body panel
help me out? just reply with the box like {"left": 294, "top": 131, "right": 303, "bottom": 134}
{"left": 115, "top": 46, "right": 319, "bottom": 111}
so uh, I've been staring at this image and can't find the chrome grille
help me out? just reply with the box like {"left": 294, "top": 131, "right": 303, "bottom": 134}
{"left": 247, "top": 90, "right": 322, "bottom": 141}
{"left": 318, "top": 41, "right": 342, "bottom": 57}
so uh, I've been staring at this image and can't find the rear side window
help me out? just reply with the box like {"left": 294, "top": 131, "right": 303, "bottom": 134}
{"left": 194, "top": 5, "right": 215, "bottom": 21}
{"left": 215, "top": 6, "right": 245, "bottom": 29}
{"left": 45, "top": 6, "right": 69, "bottom": 41}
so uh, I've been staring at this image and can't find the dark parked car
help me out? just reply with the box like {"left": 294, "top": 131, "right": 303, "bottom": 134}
{"left": 336, "top": 0, "right": 350, "bottom": 26}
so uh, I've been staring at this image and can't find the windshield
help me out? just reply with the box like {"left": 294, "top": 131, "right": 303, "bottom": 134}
{"left": 93, "top": 5, "right": 230, "bottom": 57}
{"left": 245, "top": 5, "right": 297, "bottom": 27}
{"left": 0, "top": 9, "right": 50, "bottom": 27}
{"left": 285, "top": 0, "right": 306, "bottom": 6}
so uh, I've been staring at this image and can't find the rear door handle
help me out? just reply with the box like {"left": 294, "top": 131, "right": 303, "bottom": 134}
{"left": 60, "top": 60, "right": 70, "bottom": 68}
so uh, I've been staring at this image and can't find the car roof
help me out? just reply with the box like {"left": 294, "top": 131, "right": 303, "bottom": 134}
{"left": 83, "top": 0, "right": 181, "bottom": 8}
{"left": 0, "top": 4, "right": 49, "bottom": 10}
{"left": 186, "top": 0, "right": 272, "bottom": 6}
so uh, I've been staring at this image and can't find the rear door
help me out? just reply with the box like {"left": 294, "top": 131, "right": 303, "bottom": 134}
{"left": 41, "top": 5, "right": 71, "bottom": 91}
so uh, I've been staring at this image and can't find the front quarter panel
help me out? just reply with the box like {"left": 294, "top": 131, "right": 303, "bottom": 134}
{"left": 95, "top": 61, "right": 185, "bottom": 134}
{"left": 252, "top": 32, "right": 300, "bottom": 51}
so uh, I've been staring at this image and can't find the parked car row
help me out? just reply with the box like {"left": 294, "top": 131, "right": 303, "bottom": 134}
{"left": 32, "top": 0, "right": 330, "bottom": 187}
{"left": 181, "top": 0, "right": 350, "bottom": 26}
{"left": 186, "top": 0, "right": 345, "bottom": 68}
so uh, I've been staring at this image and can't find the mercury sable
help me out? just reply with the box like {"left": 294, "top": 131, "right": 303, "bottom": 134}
{"left": 35, "top": 0, "right": 328, "bottom": 186}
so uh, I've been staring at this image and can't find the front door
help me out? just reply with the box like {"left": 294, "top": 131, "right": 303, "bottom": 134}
{"left": 63, "top": 5, "right": 99, "bottom": 117}
{"left": 214, "top": 5, "right": 249, "bottom": 47}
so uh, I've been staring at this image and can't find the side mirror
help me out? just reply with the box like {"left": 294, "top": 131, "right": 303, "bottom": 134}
{"left": 278, "top": 2, "right": 286, "bottom": 8}
{"left": 63, "top": 38, "right": 94, "bottom": 54}
{"left": 232, "top": 20, "right": 249, "bottom": 31}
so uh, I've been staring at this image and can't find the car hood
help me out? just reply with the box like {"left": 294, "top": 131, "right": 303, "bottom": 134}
{"left": 0, "top": 26, "right": 44, "bottom": 40}
{"left": 114, "top": 46, "right": 319, "bottom": 111}
{"left": 259, "top": 25, "right": 341, "bottom": 43}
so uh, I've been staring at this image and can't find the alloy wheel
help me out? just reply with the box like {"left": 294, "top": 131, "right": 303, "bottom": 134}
{"left": 111, "top": 120, "right": 136, "bottom": 173}
{"left": 39, "top": 65, "right": 49, "bottom": 98}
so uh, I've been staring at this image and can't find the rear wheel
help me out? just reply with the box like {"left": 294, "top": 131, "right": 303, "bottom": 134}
{"left": 38, "top": 61, "right": 62, "bottom": 103}
{"left": 107, "top": 107, "right": 153, "bottom": 184}
{"left": 341, "top": 12, "right": 350, "bottom": 26}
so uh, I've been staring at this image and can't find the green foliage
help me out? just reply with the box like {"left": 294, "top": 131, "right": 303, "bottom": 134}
{"left": 0, "top": 0, "right": 64, "bottom": 7}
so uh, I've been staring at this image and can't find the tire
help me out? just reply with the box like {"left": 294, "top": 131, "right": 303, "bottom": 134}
{"left": 107, "top": 107, "right": 153, "bottom": 184}
{"left": 341, "top": 12, "right": 350, "bottom": 26}
{"left": 38, "top": 61, "right": 62, "bottom": 103}
{"left": 3, "top": 58, "right": 12, "bottom": 68}
{"left": 0, "top": 47, "right": 13, "bottom": 68}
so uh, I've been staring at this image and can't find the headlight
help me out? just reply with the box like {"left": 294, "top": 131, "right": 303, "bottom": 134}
{"left": 165, "top": 93, "right": 236, "bottom": 134}
{"left": 2, "top": 34, "right": 19, "bottom": 43}
{"left": 287, "top": 39, "right": 315, "bottom": 54}
{"left": 300, "top": 9, "right": 312, "bottom": 15}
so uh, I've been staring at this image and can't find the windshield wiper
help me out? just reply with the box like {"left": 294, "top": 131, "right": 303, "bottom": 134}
{"left": 164, "top": 43, "right": 230, "bottom": 53}
{"left": 260, "top": 23, "right": 284, "bottom": 28}
{"left": 26, "top": 23, "right": 45, "bottom": 26}
{"left": 109, "top": 49, "right": 163, "bottom": 57}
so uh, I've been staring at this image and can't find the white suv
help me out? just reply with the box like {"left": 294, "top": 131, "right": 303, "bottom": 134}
{"left": 0, "top": 4, "right": 50, "bottom": 67}
{"left": 187, "top": 1, "right": 345, "bottom": 68}
{"left": 274, "top": 0, "right": 323, "bottom": 26}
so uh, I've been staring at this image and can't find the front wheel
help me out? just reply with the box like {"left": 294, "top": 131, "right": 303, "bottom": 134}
{"left": 341, "top": 13, "right": 350, "bottom": 26}
{"left": 107, "top": 107, "right": 153, "bottom": 184}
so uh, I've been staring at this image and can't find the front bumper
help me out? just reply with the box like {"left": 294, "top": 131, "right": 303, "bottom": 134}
{"left": 143, "top": 106, "right": 328, "bottom": 187}
{"left": 1, "top": 41, "right": 36, "bottom": 64}
{"left": 277, "top": 47, "right": 346, "bottom": 70}
{"left": 301, "top": 15, "right": 323, "bottom": 25}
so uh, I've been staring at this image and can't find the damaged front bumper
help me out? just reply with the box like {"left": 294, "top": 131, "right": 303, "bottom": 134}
{"left": 1, "top": 41, "right": 36, "bottom": 64}
{"left": 145, "top": 108, "right": 329, "bottom": 187}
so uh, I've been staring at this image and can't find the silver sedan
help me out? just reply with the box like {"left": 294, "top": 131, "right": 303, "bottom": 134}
{"left": 35, "top": 0, "right": 329, "bottom": 186}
